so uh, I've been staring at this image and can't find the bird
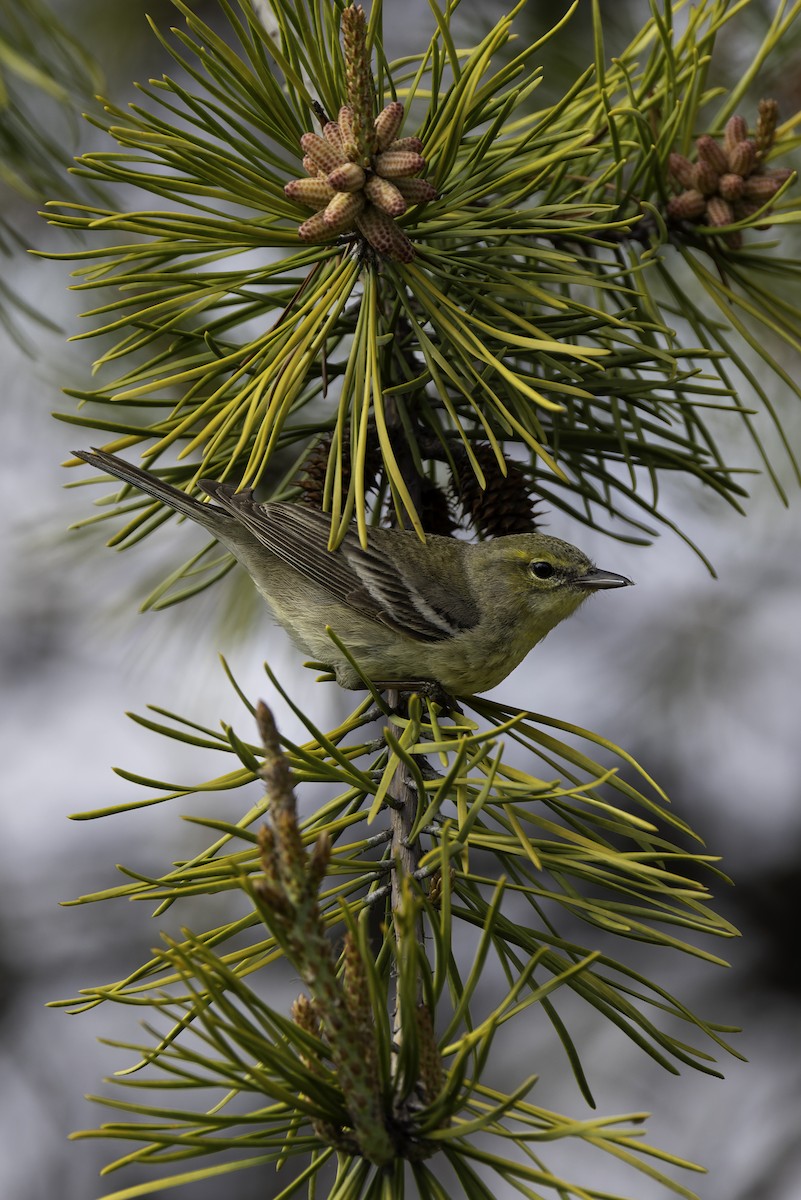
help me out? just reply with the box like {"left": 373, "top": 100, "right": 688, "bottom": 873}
{"left": 72, "top": 448, "right": 633, "bottom": 696}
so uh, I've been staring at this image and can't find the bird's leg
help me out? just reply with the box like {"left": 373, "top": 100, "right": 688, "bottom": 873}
{"left": 373, "top": 680, "right": 463, "bottom": 715}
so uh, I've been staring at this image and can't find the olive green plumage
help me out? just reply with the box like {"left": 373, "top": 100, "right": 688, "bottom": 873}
{"left": 74, "top": 449, "right": 632, "bottom": 695}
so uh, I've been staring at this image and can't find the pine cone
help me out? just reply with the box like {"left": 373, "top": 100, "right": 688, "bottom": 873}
{"left": 418, "top": 478, "right": 458, "bottom": 537}
{"left": 296, "top": 436, "right": 333, "bottom": 509}
{"left": 452, "top": 444, "right": 540, "bottom": 537}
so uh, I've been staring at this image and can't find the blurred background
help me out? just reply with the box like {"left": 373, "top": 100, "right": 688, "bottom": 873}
{"left": 1, "top": 1, "right": 800, "bottom": 1197}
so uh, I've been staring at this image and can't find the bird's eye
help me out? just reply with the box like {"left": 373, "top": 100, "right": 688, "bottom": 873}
{"left": 529, "top": 561, "right": 555, "bottom": 580}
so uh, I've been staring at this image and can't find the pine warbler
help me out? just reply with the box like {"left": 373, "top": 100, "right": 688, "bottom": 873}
{"left": 74, "top": 449, "right": 632, "bottom": 695}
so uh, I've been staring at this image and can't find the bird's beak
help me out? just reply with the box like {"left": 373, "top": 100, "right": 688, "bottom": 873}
{"left": 575, "top": 567, "right": 634, "bottom": 590}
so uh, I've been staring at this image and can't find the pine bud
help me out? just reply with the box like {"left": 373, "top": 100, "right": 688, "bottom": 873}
{"left": 668, "top": 152, "right": 695, "bottom": 188}
{"left": 705, "top": 196, "right": 735, "bottom": 227}
{"left": 300, "top": 132, "right": 346, "bottom": 175}
{"left": 666, "top": 189, "right": 707, "bottom": 220}
{"left": 357, "top": 205, "right": 414, "bottom": 261}
{"left": 327, "top": 162, "right": 367, "bottom": 192}
{"left": 695, "top": 134, "right": 729, "bottom": 174}
{"left": 291, "top": 994, "right": 319, "bottom": 1038}
{"left": 338, "top": 105, "right": 354, "bottom": 139}
{"left": 302, "top": 155, "right": 322, "bottom": 178}
{"left": 386, "top": 136, "right": 424, "bottom": 154}
{"left": 755, "top": 99, "right": 779, "bottom": 158}
{"left": 427, "top": 870, "right": 444, "bottom": 905}
{"left": 373, "top": 101, "right": 404, "bottom": 151}
{"left": 742, "top": 172, "right": 789, "bottom": 201}
{"left": 415, "top": 1004, "right": 445, "bottom": 1105}
{"left": 284, "top": 177, "right": 336, "bottom": 209}
{"left": 385, "top": 221, "right": 415, "bottom": 263}
{"left": 364, "top": 173, "right": 407, "bottom": 215}
{"left": 394, "top": 177, "right": 438, "bottom": 203}
{"left": 374, "top": 149, "right": 425, "bottom": 178}
{"left": 718, "top": 173, "right": 745, "bottom": 202}
{"left": 253, "top": 879, "right": 292, "bottom": 917}
{"left": 298, "top": 210, "right": 336, "bottom": 242}
{"left": 336, "top": 106, "right": 358, "bottom": 161}
{"left": 343, "top": 932, "right": 372, "bottom": 1032}
{"left": 693, "top": 159, "right": 720, "bottom": 196}
{"left": 724, "top": 115, "right": 748, "bottom": 154}
{"left": 727, "top": 139, "right": 755, "bottom": 177}
{"left": 341, "top": 4, "right": 376, "bottom": 160}
{"left": 323, "top": 121, "right": 345, "bottom": 152}
{"left": 323, "top": 189, "right": 366, "bottom": 230}
{"left": 356, "top": 204, "right": 396, "bottom": 254}
{"left": 308, "top": 831, "right": 331, "bottom": 889}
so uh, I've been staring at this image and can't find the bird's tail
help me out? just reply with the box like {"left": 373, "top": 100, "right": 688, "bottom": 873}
{"left": 72, "top": 448, "right": 231, "bottom": 534}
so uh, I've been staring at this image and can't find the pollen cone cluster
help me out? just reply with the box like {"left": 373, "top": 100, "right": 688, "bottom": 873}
{"left": 285, "top": 100, "right": 436, "bottom": 262}
{"left": 666, "top": 102, "right": 793, "bottom": 249}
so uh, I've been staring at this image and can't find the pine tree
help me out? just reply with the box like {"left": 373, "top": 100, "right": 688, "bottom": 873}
{"left": 11, "top": 1, "right": 801, "bottom": 1195}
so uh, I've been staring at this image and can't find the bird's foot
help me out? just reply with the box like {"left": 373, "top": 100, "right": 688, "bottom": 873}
{"left": 374, "top": 680, "right": 463, "bottom": 715}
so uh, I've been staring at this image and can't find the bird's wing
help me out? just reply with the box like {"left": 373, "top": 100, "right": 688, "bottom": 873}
{"left": 198, "top": 484, "right": 478, "bottom": 642}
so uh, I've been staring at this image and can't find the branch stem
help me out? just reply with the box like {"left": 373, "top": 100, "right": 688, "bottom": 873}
{"left": 386, "top": 690, "right": 425, "bottom": 1048}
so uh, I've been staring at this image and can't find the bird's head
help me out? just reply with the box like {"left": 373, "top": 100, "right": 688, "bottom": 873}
{"left": 489, "top": 533, "right": 633, "bottom": 639}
